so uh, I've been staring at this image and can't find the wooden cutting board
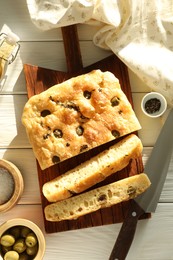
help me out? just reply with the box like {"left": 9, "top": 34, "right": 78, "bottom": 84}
{"left": 24, "top": 25, "right": 150, "bottom": 233}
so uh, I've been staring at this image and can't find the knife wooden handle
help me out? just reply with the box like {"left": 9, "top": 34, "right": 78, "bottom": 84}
{"left": 109, "top": 200, "right": 145, "bottom": 260}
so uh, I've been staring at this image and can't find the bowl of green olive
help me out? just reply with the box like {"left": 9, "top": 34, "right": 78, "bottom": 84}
{"left": 0, "top": 218, "right": 45, "bottom": 260}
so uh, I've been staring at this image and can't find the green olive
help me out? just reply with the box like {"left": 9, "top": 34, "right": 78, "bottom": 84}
{"left": 26, "top": 244, "right": 38, "bottom": 256}
{"left": 4, "top": 250, "right": 19, "bottom": 260}
{"left": 25, "top": 233, "right": 37, "bottom": 247}
{"left": 10, "top": 227, "right": 21, "bottom": 239}
{"left": 20, "top": 227, "right": 31, "bottom": 238}
{"left": 0, "top": 235, "right": 15, "bottom": 247}
{"left": 13, "top": 238, "right": 26, "bottom": 254}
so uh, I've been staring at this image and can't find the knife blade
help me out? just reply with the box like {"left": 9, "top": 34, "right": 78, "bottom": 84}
{"left": 109, "top": 108, "right": 173, "bottom": 260}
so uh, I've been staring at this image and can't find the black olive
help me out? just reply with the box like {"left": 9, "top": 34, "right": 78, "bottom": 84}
{"left": 76, "top": 126, "right": 84, "bottom": 136}
{"left": 53, "top": 129, "right": 63, "bottom": 138}
{"left": 80, "top": 144, "right": 88, "bottom": 153}
{"left": 127, "top": 186, "right": 136, "bottom": 196}
{"left": 111, "top": 96, "right": 120, "bottom": 107}
{"left": 41, "top": 110, "right": 51, "bottom": 117}
{"left": 98, "top": 194, "right": 107, "bottom": 201}
{"left": 111, "top": 130, "right": 120, "bottom": 138}
{"left": 52, "top": 156, "right": 60, "bottom": 164}
{"left": 83, "top": 90, "right": 91, "bottom": 99}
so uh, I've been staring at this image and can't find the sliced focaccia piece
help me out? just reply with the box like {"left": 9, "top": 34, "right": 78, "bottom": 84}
{"left": 42, "top": 134, "right": 143, "bottom": 202}
{"left": 44, "top": 173, "right": 151, "bottom": 222}
{"left": 22, "top": 69, "right": 141, "bottom": 170}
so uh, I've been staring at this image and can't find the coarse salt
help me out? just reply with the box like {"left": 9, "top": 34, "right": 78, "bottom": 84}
{"left": 0, "top": 167, "right": 14, "bottom": 205}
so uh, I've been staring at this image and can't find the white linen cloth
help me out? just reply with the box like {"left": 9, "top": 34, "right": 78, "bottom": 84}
{"left": 26, "top": 0, "right": 173, "bottom": 106}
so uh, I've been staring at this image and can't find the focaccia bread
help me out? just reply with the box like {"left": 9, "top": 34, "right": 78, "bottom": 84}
{"left": 44, "top": 173, "right": 151, "bottom": 222}
{"left": 43, "top": 134, "right": 143, "bottom": 202}
{"left": 22, "top": 70, "right": 141, "bottom": 170}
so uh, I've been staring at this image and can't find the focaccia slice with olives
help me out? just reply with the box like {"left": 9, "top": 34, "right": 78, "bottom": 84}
{"left": 43, "top": 134, "right": 143, "bottom": 202}
{"left": 44, "top": 173, "right": 151, "bottom": 222}
{"left": 22, "top": 70, "right": 141, "bottom": 170}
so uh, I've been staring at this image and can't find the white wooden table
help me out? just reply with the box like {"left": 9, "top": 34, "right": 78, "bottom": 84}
{"left": 1, "top": 1, "right": 173, "bottom": 259}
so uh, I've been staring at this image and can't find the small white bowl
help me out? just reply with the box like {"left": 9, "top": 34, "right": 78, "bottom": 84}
{"left": 141, "top": 92, "right": 167, "bottom": 118}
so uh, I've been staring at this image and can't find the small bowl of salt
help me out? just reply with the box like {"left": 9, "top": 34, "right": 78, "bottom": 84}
{"left": 0, "top": 159, "right": 24, "bottom": 212}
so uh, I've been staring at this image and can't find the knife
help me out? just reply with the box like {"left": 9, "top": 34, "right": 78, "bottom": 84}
{"left": 109, "top": 108, "right": 173, "bottom": 260}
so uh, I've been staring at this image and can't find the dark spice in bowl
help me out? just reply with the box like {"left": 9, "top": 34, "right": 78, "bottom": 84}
{"left": 144, "top": 98, "right": 161, "bottom": 114}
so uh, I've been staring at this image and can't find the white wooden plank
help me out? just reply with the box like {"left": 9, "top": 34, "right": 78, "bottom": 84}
{"left": 18, "top": 41, "right": 111, "bottom": 71}
{"left": 0, "top": 1, "right": 101, "bottom": 41}
{"left": 128, "top": 68, "right": 151, "bottom": 92}
{"left": 142, "top": 147, "right": 173, "bottom": 203}
{"left": 0, "top": 94, "right": 163, "bottom": 148}
{"left": 0, "top": 41, "right": 111, "bottom": 93}
{"left": 43, "top": 204, "right": 173, "bottom": 260}
{"left": 0, "top": 95, "right": 30, "bottom": 148}
{"left": 0, "top": 204, "right": 173, "bottom": 260}
{"left": 132, "top": 92, "right": 166, "bottom": 146}
{"left": 0, "top": 1, "right": 62, "bottom": 41}
{"left": 1, "top": 94, "right": 171, "bottom": 203}
{"left": 121, "top": 203, "right": 173, "bottom": 260}
{"left": 0, "top": 147, "right": 173, "bottom": 205}
{"left": 0, "top": 1, "right": 172, "bottom": 259}
{"left": 0, "top": 148, "right": 40, "bottom": 205}
{"left": 0, "top": 204, "right": 44, "bottom": 230}
{"left": 78, "top": 24, "right": 104, "bottom": 41}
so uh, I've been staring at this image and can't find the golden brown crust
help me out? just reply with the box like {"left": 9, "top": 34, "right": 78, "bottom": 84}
{"left": 22, "top": 70, "right": 141, "bottom": 170}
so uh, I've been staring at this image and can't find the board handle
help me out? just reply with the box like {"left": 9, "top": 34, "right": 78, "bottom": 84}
{"left": 61, "top": 25, "right": 83, "bottom": 73}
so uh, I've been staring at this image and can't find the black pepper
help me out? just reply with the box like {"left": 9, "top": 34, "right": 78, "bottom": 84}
{"left": 145, "top": 98, "right": 161, "bottom": 114}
